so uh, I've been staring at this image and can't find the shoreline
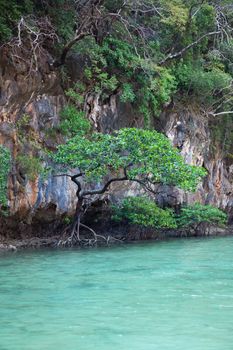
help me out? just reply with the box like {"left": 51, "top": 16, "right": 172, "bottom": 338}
{"left": 0, "top": 223, "right": 232, "bottom": 252}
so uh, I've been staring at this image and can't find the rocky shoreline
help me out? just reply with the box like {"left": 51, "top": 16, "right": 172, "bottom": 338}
{"left": 0, "top": 222, "right": 232, "bottom": 252}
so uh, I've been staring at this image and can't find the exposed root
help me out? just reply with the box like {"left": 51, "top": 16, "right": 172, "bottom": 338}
{"left": 106, "top": 236, "right": 125, "bottom": 244}
{"left": 57, "top": 219, "right": 108, "bottom": 247}
{"left": 57, "top": 219, "right": 125, "bottom": 247}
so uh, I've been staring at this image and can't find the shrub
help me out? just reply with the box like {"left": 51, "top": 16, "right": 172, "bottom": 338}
{"left": 16, "top": 155, "right": 43, "bottom": 182}
{"left": 112, "top": 199, "right": 227, "bottom": 231}
{"left": 174, "top": 62, "right": 232, "bottom": 103}
{"left": 176, "top": 203, "right": 227, "bottom": 228}
{"left": 112, "top": 197, "right": 177, "bottom": 229}
{"left": 59, "top": 105, "right": 91, "bottom": 137}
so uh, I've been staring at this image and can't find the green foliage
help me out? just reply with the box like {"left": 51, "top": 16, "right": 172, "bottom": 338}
{"left": 139, "top": 66, "right": 177, "bottom": 124}
{"left": 0, "top": 146, "right": 11, "bottom": 207}
{"left": 174, "top": 62, "right": 232, "bottom": 103}
{"left": 2, "top": 0, "right": 233, "bottom": 207}
{"left": 63, "top": 216, "right": 72, "bottom": 225}
{"left": 46, "top": 0, "right": 76, "bottom": 42}
{"left": 210, "top": 114, "right": 233, "bottom": 154}
{"left": 59, "top": 105, "right": 91, "bottom": 137}
{"left": 16, "top": 114, "right": 30, "bottom": 130}
{"left": 161, "top": 1, "right": 189, "bottom": 33}
{"left": 14, "top": 113, "right": 48, "bottom": 182}
{"left": 65, "top": 88, "right": 85, "bottom": 106}
{"left": 112, "top": 199, "right": 227, "bottom": 230}
{"left": 112, "top": 197, "right": 177, "bottom": 229}
{"left": 3, "top": 0, "right": 233, "bottom": 122}
{"left": 53, "top": 127, "right": 206, "bottom": 190}
{"left": 194, "top": 4, "right": 215, "bottom": 34}
{"left": 76, "top": 37, "right": 177, "bottom": 123}
{"left": 16, "top": 155, "right": 43, "bottom": 181}
{"left": 176, "top": 203, "right": 227, "bottom": 227}
{"left": 0, "top": 0, "right": 34, "bottom": 41}
{"left": 120, "top": 83, "right": 136, "bottom": 103}
{"left": 16, "top": 114, "right": 33, "bottom": 145}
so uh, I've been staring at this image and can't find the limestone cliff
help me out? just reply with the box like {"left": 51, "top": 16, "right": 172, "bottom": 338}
{"left": 0, "top": 50, "right": 232, "bottom": 236}
{"left": 0, "top": 48, "right": 76, "bottom": 227}
{"left": 156, "top": 107, "right": 233, "bottom": 219}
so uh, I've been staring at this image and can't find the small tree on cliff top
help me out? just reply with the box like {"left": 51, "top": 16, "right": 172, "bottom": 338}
{"left": 52, "top": 122, "right": 206, "bottom": 246}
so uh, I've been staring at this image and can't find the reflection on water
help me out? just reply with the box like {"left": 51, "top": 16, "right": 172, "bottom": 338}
{"left": 1, "top": 237, "right": 233, "bottom": 350}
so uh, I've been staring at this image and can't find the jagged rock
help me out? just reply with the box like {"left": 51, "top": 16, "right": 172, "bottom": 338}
{"left": 0, "top": 49, "right": 232, "bottom": 236}
{"left": 156, "top": 106, "right": 233, "bottom": 218}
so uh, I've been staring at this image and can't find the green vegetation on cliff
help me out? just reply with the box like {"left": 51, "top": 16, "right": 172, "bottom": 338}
{"left": 1, "top": 1, "right": 233, "bottom": 122}
{"left": 0, "top": 0, "right": 231, "bottom": 235}
{"left": 112, "top": 197, "right": 177, "bottom": 229}
{"left": 52, "top": 123, "right": 206, "bottom": 245}
{"left": 53, "top": 127, "right": 205, "bottom": 191}
{"left": 112, "top": 198, "right": 227, "bottom": 230}
{"left": 0, "top": 146, "right": 11, "bottom": 208}
{"left": 176, "top": 203, "right": 227, "bottom": 227}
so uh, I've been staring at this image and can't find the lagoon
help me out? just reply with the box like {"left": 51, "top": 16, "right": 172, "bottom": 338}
{"left": 1, "top": 237, "right": 233, "bottom": 350}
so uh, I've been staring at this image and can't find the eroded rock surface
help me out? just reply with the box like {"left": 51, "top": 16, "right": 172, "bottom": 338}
{"left": 156, "top": 107, "right": 233, "bottom": 219}
{"left": 0, "top": 50, "right": 232, "bottom": 236}
{"left": 0, "top": 48, "right": 77, "bottom": 226}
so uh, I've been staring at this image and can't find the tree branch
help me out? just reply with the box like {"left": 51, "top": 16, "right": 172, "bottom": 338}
{"left": 209, "top": 111, "right": 233, "bottom": 117}
{"left": 82, "top": 175, "right": 128, "bottom": 197}
{"left": 53, "top": 0, "right": 106, "bottom": 67}
{"left": 71, "top": 173, "right": 83, "bottom": 199}
{"left": 160, "top": 31, "right": 221, "bottom": 65}
{"left": 53, "top": 33, "right": 90, "bottom": 67}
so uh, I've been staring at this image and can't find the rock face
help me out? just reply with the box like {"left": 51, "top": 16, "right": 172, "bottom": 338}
{"left": 155, "top": 107, "right": 233, "bottom": 219}
{"left": 0, "top": 47, "right": 77, "bottom": 226}
{"left": 0, "top": 50, "right": 232, "bottom": 235}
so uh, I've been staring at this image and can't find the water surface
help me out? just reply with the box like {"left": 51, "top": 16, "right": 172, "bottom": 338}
{"left": 1, "top": 237, "right": 233, "bottom": 350}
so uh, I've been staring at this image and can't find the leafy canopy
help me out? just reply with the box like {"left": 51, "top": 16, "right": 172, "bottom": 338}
{"left": 2, "top": 0, "right": 232, "bottom": 192}
{"left": 2, "top": 0, "right": 233, "bottom": 125}
{"left": 112, "top": 198, "right": 227, "bottom": 230}
{"left": 74, "top": 36, "right": 178, "bottom": 125}
{"left": 112, "top": 197, "right": 177, "bottom": 229}
{"left": 176, "top": 203, "right": 227, "bottom": 227}
{"left": 59, "top": 105, "right": 91, "bottom": 137}
{"left": 53, "top": 127, "right": 206, "bottom": 192}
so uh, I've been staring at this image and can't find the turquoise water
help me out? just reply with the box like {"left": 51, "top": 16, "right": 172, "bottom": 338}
{"left": 1, "top": 237, "right": 233, "bottom": 350}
